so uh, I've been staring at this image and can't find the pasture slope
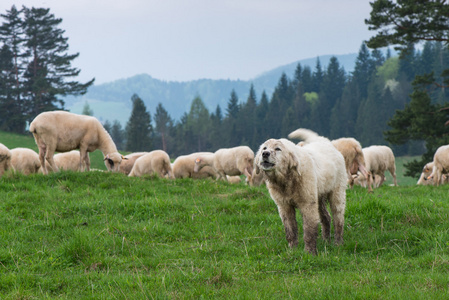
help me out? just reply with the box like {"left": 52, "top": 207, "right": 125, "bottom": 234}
{"left": 0, "top": 131, "right": 448, "bottom": 298}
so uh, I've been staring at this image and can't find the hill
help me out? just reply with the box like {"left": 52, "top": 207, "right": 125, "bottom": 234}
{"left": 65, "top": 53, "right": 358, "bottom": 126}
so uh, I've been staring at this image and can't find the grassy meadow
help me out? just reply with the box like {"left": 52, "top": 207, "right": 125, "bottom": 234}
{"left": 1, "top": 132, "right": 449, "bottom": 298}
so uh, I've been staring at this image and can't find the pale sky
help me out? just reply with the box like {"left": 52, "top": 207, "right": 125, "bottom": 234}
{"left": 1, "top": 0, "right": 374, "bottom": 84}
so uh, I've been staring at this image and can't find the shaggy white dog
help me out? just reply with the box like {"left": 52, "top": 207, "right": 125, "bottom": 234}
{"left": 255, "top": 128, "right": 347, "bottom": 255}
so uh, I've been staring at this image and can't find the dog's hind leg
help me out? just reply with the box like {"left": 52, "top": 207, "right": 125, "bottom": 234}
{"left": 329, "top": 188, "right": 346, "bottom": 245}
{"left": 318, "top": 195, "right": 331, "bottom": 242}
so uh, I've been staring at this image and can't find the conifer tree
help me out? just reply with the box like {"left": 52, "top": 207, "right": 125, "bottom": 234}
{"left": 111, "top": 120, "right": 125, "bottom": 151}
{"left": 154, "top": 102, "right": 174, "bottom": 152}
{"left": 22, "top": 7, "right": 94, "bottom": 122}
{"left": 312, "top": 58, "right": 324, "bottom": 93}
{"left": 81, "top": 101, "right": 93, "bottom": 116}
{"left": 0, "top": 5, "right": 26, "bottom": 132}
{"left": 126, "top": 94, "right": 153, "bottom": 151}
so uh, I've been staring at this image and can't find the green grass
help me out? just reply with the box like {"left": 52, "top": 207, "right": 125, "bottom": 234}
{"left": 0, "top": 171, "right": 449, "bottom": 299}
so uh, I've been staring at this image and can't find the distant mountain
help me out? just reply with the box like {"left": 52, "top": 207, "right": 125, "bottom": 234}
{"left": 65, "top": 53, "right": 358, "bottom": 126}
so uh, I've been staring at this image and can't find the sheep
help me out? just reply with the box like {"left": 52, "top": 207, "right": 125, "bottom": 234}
{"left": 428, "top": 145, "right": 449, "bottom": 186}
{"left": 172, "top": 152, "right": 218, "bottom": 179}
{"left": 128, "top": 150, "right": 174, "bottom": 178}
{"left": 0, "top": 143, "right": 11, "bottom": 178}
{"left": 418, "top": 161, "right": 449, "bottom": 185}
{"left": 10, "top": 148, "right": 41, "bottom": 175}
{"left": 244, "top": 166, "right": 266, "bottom": 187}
{"left": 353, "top": 172, "right": 382, "bottom": 188}
{"left": 29, "top": 110, "right": 124, "bottom": 174}
{"left": 118, "top": 152, "right": 148, "bottom": 175}
{"left": 227, "top": 175, "right": 242, "bottom": 184}
{"left": 331, "top": 137, "right": 372, "bottom": 192}
{"left": 43, "top": 150, "right": 84, "bottom": 173}
{"left": 193, "top": 146, "right": 254, "bottom": 181}
{"left": 362, "top": 145, "right": 398, "bottom": 188}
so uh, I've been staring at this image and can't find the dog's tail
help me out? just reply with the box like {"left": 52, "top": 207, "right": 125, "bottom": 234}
{"left": 288, "top": 128, "right": 320, "bottom": 143}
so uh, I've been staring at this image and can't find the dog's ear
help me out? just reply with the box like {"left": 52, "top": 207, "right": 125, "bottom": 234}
{"left": 288, "top": 150, "right": 301, "bottom": 176}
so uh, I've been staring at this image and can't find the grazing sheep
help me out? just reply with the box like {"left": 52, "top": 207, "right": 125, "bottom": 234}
{"left": 417, "top": 162, "right": 435, "bottom": 185}
{"left": 418, "top": 161, "right": 449, "bottom": 185}
{"left": 226, "top": 175, "right": 242, "bottom": 184}
{"left": 362, "top": 145, "right": 398, "bottom": 188}
{"left": 428, "top": 145, "right": 449, "bottom": 186}
{"left": 29, "top": 111, "right": 124, "bottom": 174}
{"left": 244, "top": 167, "right": 266, "bottom": 187}
{"left": 353, "top": 172, "right": 382, "bottom": 188}
{"left": 254, "top": 128, "right": 346, "bottom": 255}
{"left": 172, "top": 152, "right": 218, "bottom": 179}
{"left": 128, "top": 150, "right": 174, "bottom": 178}
{"left": 10, "top": 148, "right": 41, "bottom": 175}
{"left": 0, "top": 143, "right": 11, "bottom": 178}
{"left": 331, "top": 137, "right": 372, "bottom": 192}
{"left": 43, "top": 150, "right": 84, "bottom": 172}
{"left": 194, "top": 146, "right": 254, "bottom": 181}
{"left": 118, "top": 152, "right": 148, "bottom": 175}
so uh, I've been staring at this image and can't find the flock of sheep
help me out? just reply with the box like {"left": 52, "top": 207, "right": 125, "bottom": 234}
{"left": 0, "top": 110, "right": 446, "bottom": 187}
{"left": 1, "top": 110, "right": 449, "bottom": 254}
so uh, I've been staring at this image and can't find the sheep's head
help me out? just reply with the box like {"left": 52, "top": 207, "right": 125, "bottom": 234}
{"left": 104, "top": 152, "right": 127, "bottom": 172}
{"left": 193, "top": 158, "right": 203, "bottom": 173}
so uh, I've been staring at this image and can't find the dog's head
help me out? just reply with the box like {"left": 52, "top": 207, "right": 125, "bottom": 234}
{"left": 255, "top": 138, "right": 299, "bottom": 176}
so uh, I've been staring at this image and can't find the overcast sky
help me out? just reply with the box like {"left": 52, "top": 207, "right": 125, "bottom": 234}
{"left": 1, "top": 0, "right": 374, "bottom": 84}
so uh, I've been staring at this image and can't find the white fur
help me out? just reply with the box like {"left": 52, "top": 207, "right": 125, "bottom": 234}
{"left": 0, "top": 143, "right": 11, "bottom": 178}
{"left": 428, "top": 145, "right": 449, "bottom": 186}
{"left": 194, "top": 146, "right": 254, "bottom": 181}
{"left": 128, "top": 150, "right": 174, "bottom": 179}
{"left": 119, "top": 152, "right": 148, "bottom": 175}
{"left": 331, "top": 137, "right": 371, "bottom": 192}
{"left": 172, "top": 152, "right": 218, "bottom": 179}
{"left": 362, "top": 145, "right": 398, "bottom": 188}
{"left": 254, "top": 128, "right": 346, "bottom": 255}
{"left": 29, "top": 111, "right": 123, "bottom": 174}
{"left": 10, "top": 147, "right": 41, "bottom": 175}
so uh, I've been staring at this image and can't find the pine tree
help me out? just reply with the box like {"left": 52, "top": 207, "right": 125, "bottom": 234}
{"left": 0, "top": 5, "right": 26, "bottom": 132}
{"left": 126, "top": 94, "right": 153, "bottom": 151}
{"left": 312, "top": 58, "right": 324, "bottom": 93}
{"left": 81, "top": 101, "right": 93, "bottom": 116}
{"left": 111, "top": 120, "right": 125, "bottom": 151}
{"left": 226, "top": 89, "right": 239, "bottom": 118}
{"left": 154, "top": 102, "right": 174, "bottom": 152}
{"left": 186, "top": 96, "right": 210, "bottom": 151}
{"left": 314, "top": 57, "right": 346, "bottom": 136}
{"left": 22, "top": 7, "right": 94, "bottom": 122}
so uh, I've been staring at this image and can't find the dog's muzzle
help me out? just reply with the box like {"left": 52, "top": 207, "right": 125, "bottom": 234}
{"left": 260, "top": 150, "right": 275, "bottom": 170}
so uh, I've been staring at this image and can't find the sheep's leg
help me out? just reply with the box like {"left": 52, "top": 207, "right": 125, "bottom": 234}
{"left": 347, "top": 169, "right": 354, "bottom": 188}
{"left": 38, "top": 145, "right": 48, "bottom": 175}
{"left": 277, "top": 204, "right": 299, "bottom": 249}
{"left": 358, "top": 164, "right": 372, "bottom": 192}
{"left": 378, "top": 173, "right": 386, "bottom": 187}
{"left": 45, "top": 149, "right": 58, "bottom": 173}
{"left": 79, "top": 148, "right": 89, "bottom": 171}
{"left": 389, "top": 167, "right": 398, "bottom": 186}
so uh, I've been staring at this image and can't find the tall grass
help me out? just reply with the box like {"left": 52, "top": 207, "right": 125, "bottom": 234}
{"left": 1, "top": 170, "right": 449, "bottom": 298}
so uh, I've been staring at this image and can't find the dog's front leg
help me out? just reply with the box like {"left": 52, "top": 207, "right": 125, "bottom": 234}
{"left": 298, "top": 201, "right": 320, "bottom": 255}
{"left": 277, "top": 204, "right": 298, "bottom": 248}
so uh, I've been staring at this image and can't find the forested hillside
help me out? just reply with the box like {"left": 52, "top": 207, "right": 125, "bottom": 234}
{"left": 65, "top": 54, "right": 358, "bottom": 125}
